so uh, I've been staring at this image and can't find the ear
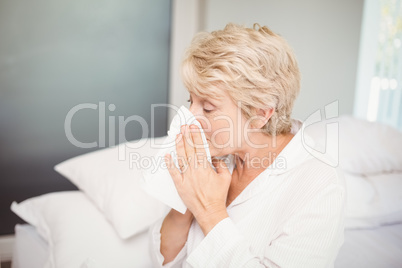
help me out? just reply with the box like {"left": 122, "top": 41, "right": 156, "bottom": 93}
{"left": 251, "top": 107, "right": 275, "bottom": 129}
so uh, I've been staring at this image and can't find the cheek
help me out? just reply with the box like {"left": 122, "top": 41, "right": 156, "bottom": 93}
{"left": 197, "top": 114, "right": 216, "bottom": 138}
{"left": 209, "top": 120, "right": 233, "bottom": 145}
{"left": 199, "top": 112, "right": 240, "bottom": 145}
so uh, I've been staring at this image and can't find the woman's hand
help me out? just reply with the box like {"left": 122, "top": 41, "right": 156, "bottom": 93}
{"left": 164, "top": 124, "right": 232, "bottom": 235}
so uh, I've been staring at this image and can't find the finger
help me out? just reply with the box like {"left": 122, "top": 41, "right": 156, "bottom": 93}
{"left": 175, "top": 133, "right": 188, "bottom": 174}
{"left": 164, "top": 153, "right": 183, "bottom": 186}
{"left": 183, "top": 124, "right": 196, "bottom": 167}
{"left": 189, "top": 124, "right": 208, "bottom": 165}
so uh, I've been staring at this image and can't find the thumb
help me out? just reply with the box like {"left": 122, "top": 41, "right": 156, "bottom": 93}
{"left": 212, "top": 158, "right": 230, "bottom": 175}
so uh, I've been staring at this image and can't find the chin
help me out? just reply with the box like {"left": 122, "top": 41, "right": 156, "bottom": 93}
{"left": 207, "top": 145, "right": 217, "bottom": 157}
{"left": 208, "top": 146, "right": 225, "bottom": 158}
{"left": 206, "top": 140, "right": 226, "bottom": 157}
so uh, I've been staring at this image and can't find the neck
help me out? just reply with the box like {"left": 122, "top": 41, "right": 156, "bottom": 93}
{"left": 233, "top": 132, "right": 294, "bottom": 181}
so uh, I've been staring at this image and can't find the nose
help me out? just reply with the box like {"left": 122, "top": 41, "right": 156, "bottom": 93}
{"left": 189, "top": 104, "right": 206, "bottom": 129}
{"left": 189, "top": 104, "right": 201, "bottom": 117}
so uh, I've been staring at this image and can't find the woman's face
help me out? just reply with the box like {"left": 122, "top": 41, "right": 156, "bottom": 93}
{"left": 188, "top": 89, "right": 249, "bottom": 158}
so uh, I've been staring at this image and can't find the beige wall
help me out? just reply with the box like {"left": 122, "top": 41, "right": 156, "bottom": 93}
{"left": 170, "top": 0, "right": 364, "bottom": 121}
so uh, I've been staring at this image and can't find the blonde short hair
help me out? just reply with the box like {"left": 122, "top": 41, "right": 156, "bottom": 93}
{"left": 181, "top": 23, "right": 301, "bottom": 135}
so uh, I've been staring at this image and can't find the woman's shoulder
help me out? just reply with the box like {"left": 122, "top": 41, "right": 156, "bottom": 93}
{"left": 294, "top": 156, "right": 346, "bottom": 188}
{"left": 276, "top": 156, "right": 346, "bottom": 214}
{"left": 277, "top": 159, "right": 346, "bottom": 223}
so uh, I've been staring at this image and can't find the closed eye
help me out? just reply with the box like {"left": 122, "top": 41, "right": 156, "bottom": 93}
{"left": 187, "top": 98, "right": 213, "bottom": 113}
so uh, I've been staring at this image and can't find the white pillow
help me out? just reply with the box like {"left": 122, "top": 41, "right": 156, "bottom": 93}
{"left": 344, "top": 171, "right": 402, "bottom": 229}
{"left": 304, "top": 115, "right": 402, "bottom": 175}
{"left": 54, "top": 137, "right": 170, "bottom": 239}
{"left": 11, "top": 191, "right": 166, "bottom": 268}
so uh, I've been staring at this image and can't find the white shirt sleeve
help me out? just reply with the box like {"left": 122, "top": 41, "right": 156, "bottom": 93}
{"left": 186, "top": 183, "right": 346, "bottom": 268}
{"left": 148, "top": 216, "right": 188, "bottom": 268}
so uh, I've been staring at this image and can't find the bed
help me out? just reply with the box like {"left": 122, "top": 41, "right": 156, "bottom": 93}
{"left": 9, "top": 115, "right": 402, "bottom": 267}
{"left": 12, "top": 222, "right": 402, "bottom": 268}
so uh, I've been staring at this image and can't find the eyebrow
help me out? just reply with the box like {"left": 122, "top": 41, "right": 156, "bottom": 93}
{"left": 189, "top": 93, "right": 220, "bottom": 106}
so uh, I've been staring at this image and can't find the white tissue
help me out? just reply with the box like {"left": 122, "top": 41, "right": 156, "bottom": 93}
{"left": 166, "top": 105, "right": 213, "bottom": 172}
{"left": 139, "top": 105, "right": 235, "bottom": 214}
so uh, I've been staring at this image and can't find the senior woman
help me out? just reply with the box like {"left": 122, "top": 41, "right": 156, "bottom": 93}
{"left": 148, "top": 23, "right": 345, "bottom": 268}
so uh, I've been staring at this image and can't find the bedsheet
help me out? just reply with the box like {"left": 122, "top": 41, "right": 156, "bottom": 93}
{"left": 335, "top": 223, "right": 402, "bottom": 267}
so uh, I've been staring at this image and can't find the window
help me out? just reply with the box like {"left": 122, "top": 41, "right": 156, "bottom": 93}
{"left": 354, "top": 0, "right": 402, "bottom": 131}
